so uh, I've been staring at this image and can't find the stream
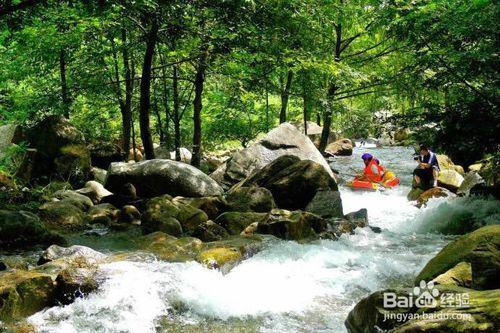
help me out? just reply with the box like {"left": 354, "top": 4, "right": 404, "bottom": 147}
{"left": 26, "top": 146, "right": 500, "bottom": 333}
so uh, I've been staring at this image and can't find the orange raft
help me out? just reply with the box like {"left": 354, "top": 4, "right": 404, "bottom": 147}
{"left": 347, "top": 171, "right": 400, "bottom": 191}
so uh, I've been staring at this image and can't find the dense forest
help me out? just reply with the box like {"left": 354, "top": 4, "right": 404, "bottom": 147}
{"left": 1, "top": 2, "right": 499, "bottom": 332}
{"left": 0, "top": 0, "right": 497, "bottom": 172}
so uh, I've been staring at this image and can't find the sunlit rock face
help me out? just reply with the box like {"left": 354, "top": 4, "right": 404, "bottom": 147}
{"left": 210, "top": 123, "right": 334, "bottom": 189}
{"left": 105, "top": 159, "right": 224, "bottom": 198}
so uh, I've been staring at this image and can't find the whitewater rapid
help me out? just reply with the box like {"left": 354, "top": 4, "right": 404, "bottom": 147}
{"left": 28, "top": 146, "right": 499, "bottom": 333}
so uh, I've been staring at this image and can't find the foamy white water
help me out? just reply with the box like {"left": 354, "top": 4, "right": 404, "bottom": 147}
{"left": 28, "top": 146, "right": 498, "bottom": 333}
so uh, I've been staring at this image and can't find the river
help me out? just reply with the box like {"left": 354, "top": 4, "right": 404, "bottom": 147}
{"left": 27, "top": 146, "right": 500, "bottom": 333}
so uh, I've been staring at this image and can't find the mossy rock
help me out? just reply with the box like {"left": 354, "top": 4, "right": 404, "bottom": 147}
{"left": 225, "top": 186, "right": 276, "bottom": 213}
{"left": 196, "top": 247, "right": 242, "bottom": 269}
{"left": 0, "top": 210, "right": 66, "bottom": 250}
{"left": 0, "top": 270, "right": 56, "bottom": 322}
{"left": 256, "top": 209, "right": 324, "bottom": 241}
{"left": 137, "top": 232, "right": 203, "bottom": 261}
{"left": 416, "top": 225, "right": 500, "bottom": 283}
{"left": 38, "top": 200, "right": 86, "bottom": 232}
{"left": 142, "top": 195, "right": 208, "bottom": 236}
{"left": 214, "top": 211, "right": 268, "bottom": 235}
{"left": 432, "top": 261, "right": 472, "bottom": 288}
{"left": 346, "top": 285, "right": 500, "bottom": 333}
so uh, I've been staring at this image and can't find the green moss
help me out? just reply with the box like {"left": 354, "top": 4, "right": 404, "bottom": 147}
{"left": 416, "top": 225, "right": 500, "bottom": 283}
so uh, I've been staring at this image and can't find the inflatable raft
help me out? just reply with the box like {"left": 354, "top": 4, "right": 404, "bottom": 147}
{"left": 347, "top": 171, "right": 400, "bottom": 191}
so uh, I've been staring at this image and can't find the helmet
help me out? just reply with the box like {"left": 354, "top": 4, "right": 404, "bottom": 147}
{"left": 361, "top": 153, "right": 373, "bottom": 160}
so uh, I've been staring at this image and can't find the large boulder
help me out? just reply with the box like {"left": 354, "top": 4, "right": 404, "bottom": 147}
{"left": 27, "top": 116, "right": 90, "bottom": 182}
{"left": 438, "top": 169, "right": 465, "bottom": 192}
{"left": 106, "top": 159, "right": 223, "bottom": 198}
{"left": 415, "top": 225, "right": 500, "bottom": 284}
{"left": 225, "top": 186, "right": 275, "bottom": 212}
{"left": 0, "top": 210, "right": 66, "bottom": 250}
{"left": 325, "top": 138, "right": 353, "bottom": 156}
{"left": 0, "top": 270, "right": 56, "bottom": 322}
{"left": 239, "top": 155, "right": 338, "bottom": 210}
{"left": 431, "top": 261, "right": 472, "bottom": 288}
{"left": 87, "top": 141, "right": 123, "bottom": 169}
{"left": 345, "top": 285, "right": 500, "bottom": 333}
{"left": 210, "top": 123, "right": 334, "bottom": 189}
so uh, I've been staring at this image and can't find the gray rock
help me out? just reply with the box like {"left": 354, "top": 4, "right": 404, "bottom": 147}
{"left": 305, "top": 190, "right": 343, "bottom": 218}
{"left": 53, "top": 190, "right": 94, "bottom": 211}
{"left": 239, "top": 155, "right": 338, "bottom": 210}
{"left": 106, "top": 159, "right": 223, "bottom": 198}
{"left": 38, "top": 244, "right": 106, "bottom": 265}
{"left": 211, "top": 123, "right": 334, "bottom": 189}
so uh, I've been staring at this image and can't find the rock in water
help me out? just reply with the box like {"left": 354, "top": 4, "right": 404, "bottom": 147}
{"left": 416, "top": 187, "right": 455, "bottom": 207}
{"left": 0, "top": 210, "right": 66, "bottom": 250}
{"left": 325, "top": 138, "right": 353, "bottom": 156}
{"left": 210, "top": 123, "right": 334, "bottom": 189}
{"left": 239, "top": 155, "right": 338, "bottom": 210}
{"left": 38, "top": 245, "right": 106, "bottom": 265}
{"left": 0, "top": 270, "right": 57, "bottom": 321}
{"left": 305, "top": 190, "right": 343, "bottom": 218}
{"left": 345, "top": 286, "right": 500, "bottom": 333}
{"left": 438, "top": 169, "right": 465, "bottom": 192}
{"left": 27, "top": 115, "right": 90, "bottom": 182}
{"left": 106, "top": 159, "right": 224, "bottom": 198}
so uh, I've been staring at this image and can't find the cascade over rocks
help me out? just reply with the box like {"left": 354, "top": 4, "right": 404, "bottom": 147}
{"left": 211, "top": 123, "right": 334, "bottom": 189}
{"left": 106, "top": 159, "right": 224, "bottom": 198}
{"left": 238, "top": 155, "right": 338, "bottom": 210}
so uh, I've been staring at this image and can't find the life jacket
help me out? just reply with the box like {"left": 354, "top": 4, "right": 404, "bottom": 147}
{"left": 364, "top": 158, "right": 384, "bottom": 182}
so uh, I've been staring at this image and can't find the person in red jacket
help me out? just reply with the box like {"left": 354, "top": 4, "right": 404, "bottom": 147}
{"left": 356, "top": 153, "right": 385, "bottom": 182}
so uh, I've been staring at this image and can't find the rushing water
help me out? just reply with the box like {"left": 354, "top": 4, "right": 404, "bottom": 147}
{"left": 27, "top": 146, "right": 499, "bottom": 333}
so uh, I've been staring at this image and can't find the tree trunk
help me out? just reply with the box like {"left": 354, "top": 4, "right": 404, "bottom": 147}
{"left": 191, "top": 47, "right": 208, "bottom": 168}
{"left": 265, "top": 80, "right": 270, "bottom": 132}
{"left": 121, "top": 28, "right": 133, "bottom": 157}
{"left": 173, "top": 64, "right": 181, "bottom": 161}
{"left": 319, "top": 23, "right": 343, "bottom": 152}
{"left": 279, "top": 69, "right": 293, "bottom": 124}
{"left": 139, "top": 17, "right": 159, "bottom": 160}
{"left": 302, "top": 75, "right": 311, "bottom": 136}
{"left": 59, "top": 48, "right": 70, "bottom": 118}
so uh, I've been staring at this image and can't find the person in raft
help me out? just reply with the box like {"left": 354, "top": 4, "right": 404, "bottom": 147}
{"left": 413, "top": 144, "right": 440, "bottom": 189}
{"left": 356, "top": 153, "right": 385, "bottom": 182}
